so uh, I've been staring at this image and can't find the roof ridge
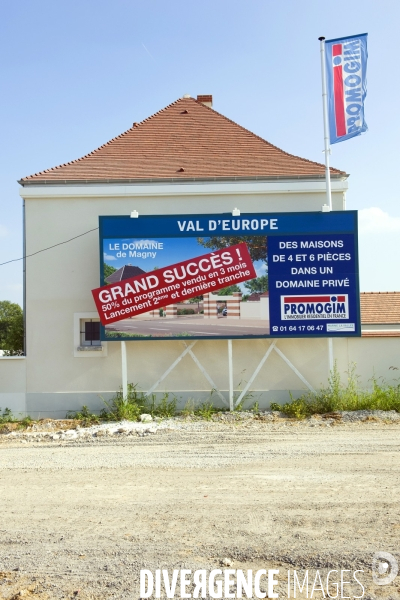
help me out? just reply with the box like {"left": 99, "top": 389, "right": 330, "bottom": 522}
{"left": 192, "top": 98, "right": 345, "bottom": 175}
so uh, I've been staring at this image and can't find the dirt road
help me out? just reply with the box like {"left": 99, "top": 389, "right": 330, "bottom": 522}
{"left": 0, "top": 421, "right": 399, "bottom": 599}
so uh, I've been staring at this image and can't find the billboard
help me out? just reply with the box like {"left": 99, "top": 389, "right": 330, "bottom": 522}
{"left": 95, "top": 211, "right": 360, "bottom": 341}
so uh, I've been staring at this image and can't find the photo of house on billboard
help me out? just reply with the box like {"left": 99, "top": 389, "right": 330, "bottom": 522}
{"left": 95, "top": 211, "right": 360, "bottom": 341}
{"left": 98, "top": 235, "right": 270, "bottom": 338}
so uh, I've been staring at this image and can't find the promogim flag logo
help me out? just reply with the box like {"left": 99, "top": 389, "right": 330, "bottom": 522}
{"left": 325, "top": 34, "right": 368, "bottom": 144}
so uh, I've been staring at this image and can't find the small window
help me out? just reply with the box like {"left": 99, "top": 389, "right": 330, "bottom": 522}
{"left": 80, "top": 319, "right": 101, "bottom": 346}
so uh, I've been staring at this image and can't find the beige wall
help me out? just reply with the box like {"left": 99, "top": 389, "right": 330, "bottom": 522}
{"left": 2, "top": 336, "right": 400, "bottom": 417}
{"left": 11, "top": 181, "right": 353, "bottom": 414}
{"left": 0, "top": 357, "right": 26, "bottom": 414}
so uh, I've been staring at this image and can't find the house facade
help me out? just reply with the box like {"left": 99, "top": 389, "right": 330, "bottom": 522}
{"left": 1, "top": 94, "right": 398, "bottom": 417}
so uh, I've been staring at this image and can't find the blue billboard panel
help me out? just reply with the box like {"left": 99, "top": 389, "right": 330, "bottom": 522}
{"left": 98, "top": 211, "right": 360, "bottom": 341}
{"left": 268, "top": 234, "right": 360, "bottom": 337}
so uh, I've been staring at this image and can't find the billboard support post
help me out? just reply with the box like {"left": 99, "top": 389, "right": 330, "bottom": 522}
{"left": 228, "top": 340, "right": 234, "bottom": 411}
{"left": 121, "top": 341, "right": 128, "bottom": 400}
{"left": 328, "top": 337, "right": 334, "bottom": 376}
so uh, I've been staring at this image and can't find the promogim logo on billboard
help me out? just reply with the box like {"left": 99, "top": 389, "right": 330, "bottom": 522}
{"left": 325, "top": 33, "right": 368, "bottom": 144}
{"left": 281, "top": 295, "right": 349, "bottom": 320}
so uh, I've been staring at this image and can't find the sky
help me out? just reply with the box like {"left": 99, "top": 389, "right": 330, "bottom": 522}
{"left": 1, "top": 0, "right": 400, "bottom": 306}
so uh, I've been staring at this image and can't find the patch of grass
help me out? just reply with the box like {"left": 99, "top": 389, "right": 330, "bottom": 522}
{"left": 0, "top": 407, "right": 16, "bottom": 424}
{"left": 194, "top": 402, "right": 218, "bottom": 420}
{"left": 146, "top": 392, "right": 177, "bottom": 418}
{"left": 0, "top": 408, "right": 34, "bottom": 431}
{"left": 17, "top": 416, "right": 33, "bottom": 430}
{"left": 271, "top": 363, "right": 400, "bottom": 419}
{"left": 99, "top": 385, "right": 177, "bottom": 421}
{"left": 100, "top": 383, "right": 147, "bottom": 421}
{"left": 66, "top": 405, "right": 100, "bottom": 426}
{"left": 181, "top": 398, "right": 196, "bottom": 417}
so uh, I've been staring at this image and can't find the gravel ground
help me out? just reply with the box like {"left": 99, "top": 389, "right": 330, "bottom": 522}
{"left": 0, "top": 412, "right": 399, "bottom": 599}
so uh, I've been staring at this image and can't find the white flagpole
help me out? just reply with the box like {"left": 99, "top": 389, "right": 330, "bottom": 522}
{"left": 318, "top": 36, "right": 332, "bottom": 212}
{"left": 319, "top": 36, "right": 334, "bottom": 381}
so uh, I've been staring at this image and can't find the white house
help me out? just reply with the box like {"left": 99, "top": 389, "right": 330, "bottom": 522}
{"left": 1, "top": 94, "right": 398, "bottom": 417}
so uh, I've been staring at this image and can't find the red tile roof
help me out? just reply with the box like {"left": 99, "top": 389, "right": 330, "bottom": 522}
{"left": 361, "top": 292, "right": 400, "bottom": 324}
{"left": 20, "top": 97, "right": 347, "bottom": 185}
{"left": 362, "top": 331, "right": 400, "bottom": 337}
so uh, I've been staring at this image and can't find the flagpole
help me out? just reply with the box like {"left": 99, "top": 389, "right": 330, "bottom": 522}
{"left": 319, "top": 36, "right": 335, "bottom": 382}
{"left": 318, "top": 36, "right": 332, "bottom": 212}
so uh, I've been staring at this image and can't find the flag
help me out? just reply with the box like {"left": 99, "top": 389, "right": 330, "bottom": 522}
{"left": 325, "top": 33, "right": 368, "bottom": 144}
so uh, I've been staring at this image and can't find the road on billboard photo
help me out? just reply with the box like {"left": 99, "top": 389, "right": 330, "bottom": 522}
{"left": 101, "top": 236, "right": 271, "bottom": 339}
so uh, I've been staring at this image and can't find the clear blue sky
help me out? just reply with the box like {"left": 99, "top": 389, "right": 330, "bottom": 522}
{"left": 1, "top": 0, "right": 399, "bottom": 305}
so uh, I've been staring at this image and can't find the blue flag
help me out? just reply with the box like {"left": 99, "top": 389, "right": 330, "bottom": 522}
{"left": 325, "top": 33, "right": 368, "bottom": 144}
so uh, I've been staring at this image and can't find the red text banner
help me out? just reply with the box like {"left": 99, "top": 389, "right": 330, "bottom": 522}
{"left": 92, "top": 243, "right": 256, "bottom": 325}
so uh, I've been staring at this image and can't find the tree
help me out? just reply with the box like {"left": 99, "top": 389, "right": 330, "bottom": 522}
{"left": 104, "top": 263, "right": 117, "bottom": 280}
{"left": 0, "top": 301, "right": 24, "bottom": 356}
{"left": 217, "top": 284, "right": 241, "bottom": 296}
{"left": 197, "top": 235, "right": 268, "bottom": 264}
{"left": 188, "top": 295, "right": 203, "bottom": 303}
{"left": 244, "top": 275, "right": 269, "bottom": 294}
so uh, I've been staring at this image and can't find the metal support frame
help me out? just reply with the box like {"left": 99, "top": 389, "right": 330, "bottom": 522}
{"left": 235, "top": 340, "right": 277, "bottom": 407}
{"left": 233, "top": 339, "right": 316, "bottom": 408}
{"left": 145, "top": 341, "right": 228, "bottom": 405}
{"left": 121, "top": 341, "right": 128, "bottom": 399}
{"left": 273, "top": 345, "right": 316, "bottom": 393}
{"left": 122, "top": 338, "right": 318, "bottom": 409}
{"left": 328, "top": 337, "right": 334, "bottom": 375}
{"left": 228, "top": 339, "right": 234, "bottom": 410}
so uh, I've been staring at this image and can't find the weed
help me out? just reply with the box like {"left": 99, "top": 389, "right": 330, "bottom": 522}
{"left": 271, "top": 363, "right": 400, "bottom": 419}
{"left": 181, "top": 398, "right": 196, "bottom": 417}
{"left": 99, "top": 384, "right": 177, "bottom": 421}
{"left": 100, "top": 383, "right": 147, "bottom": 421}
{"left": 0, "top": 407, "right": 16, "bottom": 424}
{"left": 67, "top": 405, "right": 100, "bottom": 426}
{"left": 146, "top": 392, "right": 177, "bottom": 418}
{"left": 17, "top": 416, "right": 33, "bottom": 430}
{"left": 194, "top": 402, "right": 217, "bottom": 420}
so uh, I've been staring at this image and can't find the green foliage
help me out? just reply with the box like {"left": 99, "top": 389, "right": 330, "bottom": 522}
{"left": 271, "top": 363, "right": 400, "bottom": 419}
{"left": 194, "top": 402, "right": 218, "bottom": 420}
{"left": 188, "top": 296, "right": 203, "bottom": 303}
{"left": 99, "top": 385, "right": 177, "bottom": 421}
{"left": 177, "top": 308, "right": 195, "bottom": 315}
{"left": 217, "top": 285, "right": 241, "bottom": 296}
{"left": 244, "top": 275, "right": 269, "bottom": 294}
{"left": 67, "top": 405, "right": 100, "bottom": 425}
{"left": 181, "top": 399, "right": 196, "bottom": 417}
{"left": 197, "top": 235, "right": 268, "bottom": 264}
{"left": 146, "top": 392, "right": 177, "bottom": 418}
{"left": 0, "top": 407, "right": 17, "bottom": 424}
{"left": 100, "top": 383, "right": 147, "bottom": 421}
{"left": 103, "top": 263, "right": 117, "bottom": 280}
{"left": 17, "top": 416, "right": 33, "bottom": 430}
{"left": 0, "top": 301, "right": 24, "bottom": 356}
